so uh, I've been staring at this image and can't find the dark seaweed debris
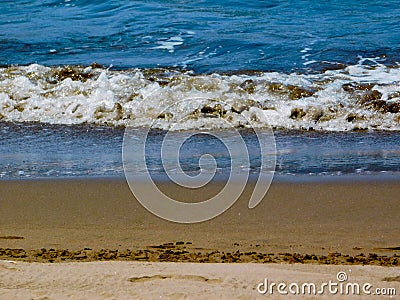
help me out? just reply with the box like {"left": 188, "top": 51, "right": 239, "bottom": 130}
{"left": 1, "top": 244, "right": 399, "bottom": 266}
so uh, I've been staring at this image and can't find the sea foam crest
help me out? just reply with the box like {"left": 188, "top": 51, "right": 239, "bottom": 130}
{"left": 0, "top": 59, "right": 399, "bottom": 131}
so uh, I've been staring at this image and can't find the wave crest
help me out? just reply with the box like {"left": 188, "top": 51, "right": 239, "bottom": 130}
{"left": 1, "top": 59, "right": 399, "bottom": 131}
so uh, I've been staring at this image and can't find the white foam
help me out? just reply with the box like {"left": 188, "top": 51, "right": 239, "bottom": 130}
{"left": 152, "top": 36, "right": 184, "bottom": 53}
{"left": 302, "top": 60, "right": 317, "bottom": 66}
{"left": 0, "top": 60, "right": 399, "bottom": 131}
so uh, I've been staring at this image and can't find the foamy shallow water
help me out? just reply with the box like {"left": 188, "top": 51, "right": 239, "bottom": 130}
{"left": 1, "top": 123, "right": 400, "bottom": 179}
{"left": 0, "top": 59, "right": 399, "bottom": 132}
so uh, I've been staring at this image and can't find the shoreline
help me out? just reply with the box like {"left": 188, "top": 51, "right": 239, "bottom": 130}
{"left": 2, "top": 171, "right": 400, "bottom": 183}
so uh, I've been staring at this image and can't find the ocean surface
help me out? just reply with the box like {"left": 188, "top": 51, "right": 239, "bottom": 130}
{"left": 1, "top": 0, "right": 400, "bottom": 179}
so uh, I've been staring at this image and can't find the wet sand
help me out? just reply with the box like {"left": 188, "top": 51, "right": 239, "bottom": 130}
{"left": 1, "top": 176, "right": 399, "bottom": 258}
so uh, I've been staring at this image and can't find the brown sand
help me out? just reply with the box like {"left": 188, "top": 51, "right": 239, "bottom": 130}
{"left": 1, "top": 177, "right": 399, "bottom": 299}
{"left": 0, "top": 177, "right": 399, "bottom": 256}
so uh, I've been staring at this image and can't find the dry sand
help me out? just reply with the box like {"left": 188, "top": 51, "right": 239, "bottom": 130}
{"left": 1, "top": 260, "right": 399, "bottom": 299}
{"left": 0, "top": 177, "right": 399, "bottom": 298}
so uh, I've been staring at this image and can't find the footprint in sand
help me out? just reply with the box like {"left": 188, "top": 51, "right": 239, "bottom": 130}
{"left": 0, "top": 260, "right": 17, "bottom": 270}
{"left": 128, "top": 274, "right": 221, "bottom": 284}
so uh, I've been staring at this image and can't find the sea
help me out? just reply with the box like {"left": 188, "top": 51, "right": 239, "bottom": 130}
{"left": 1, "top": 0, "right": 400, "bottom": 179}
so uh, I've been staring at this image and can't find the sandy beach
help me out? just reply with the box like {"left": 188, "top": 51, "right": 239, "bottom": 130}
{"left": 1, "top": 261, "right": 399, "bottom": 299}
{"left": 1, "top": 177, "right": 399, "bottom": 254}
{"left": 1, "top": 177, "right": 399, "bottom": 298}
{"left": 2, "top": 0, "right": 400, "bottom": 299}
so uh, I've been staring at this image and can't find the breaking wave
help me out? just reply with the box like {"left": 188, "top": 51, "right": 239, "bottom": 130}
{"left": 1, "top": 58, "right": 399, "bottom": 131}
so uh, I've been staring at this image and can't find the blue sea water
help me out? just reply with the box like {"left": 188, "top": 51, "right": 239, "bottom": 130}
{"left": 1, "top": 0, "right": 400, "bottom": 179}
{"left": 1, "top": 0, "right": 399, "bottom": 72}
